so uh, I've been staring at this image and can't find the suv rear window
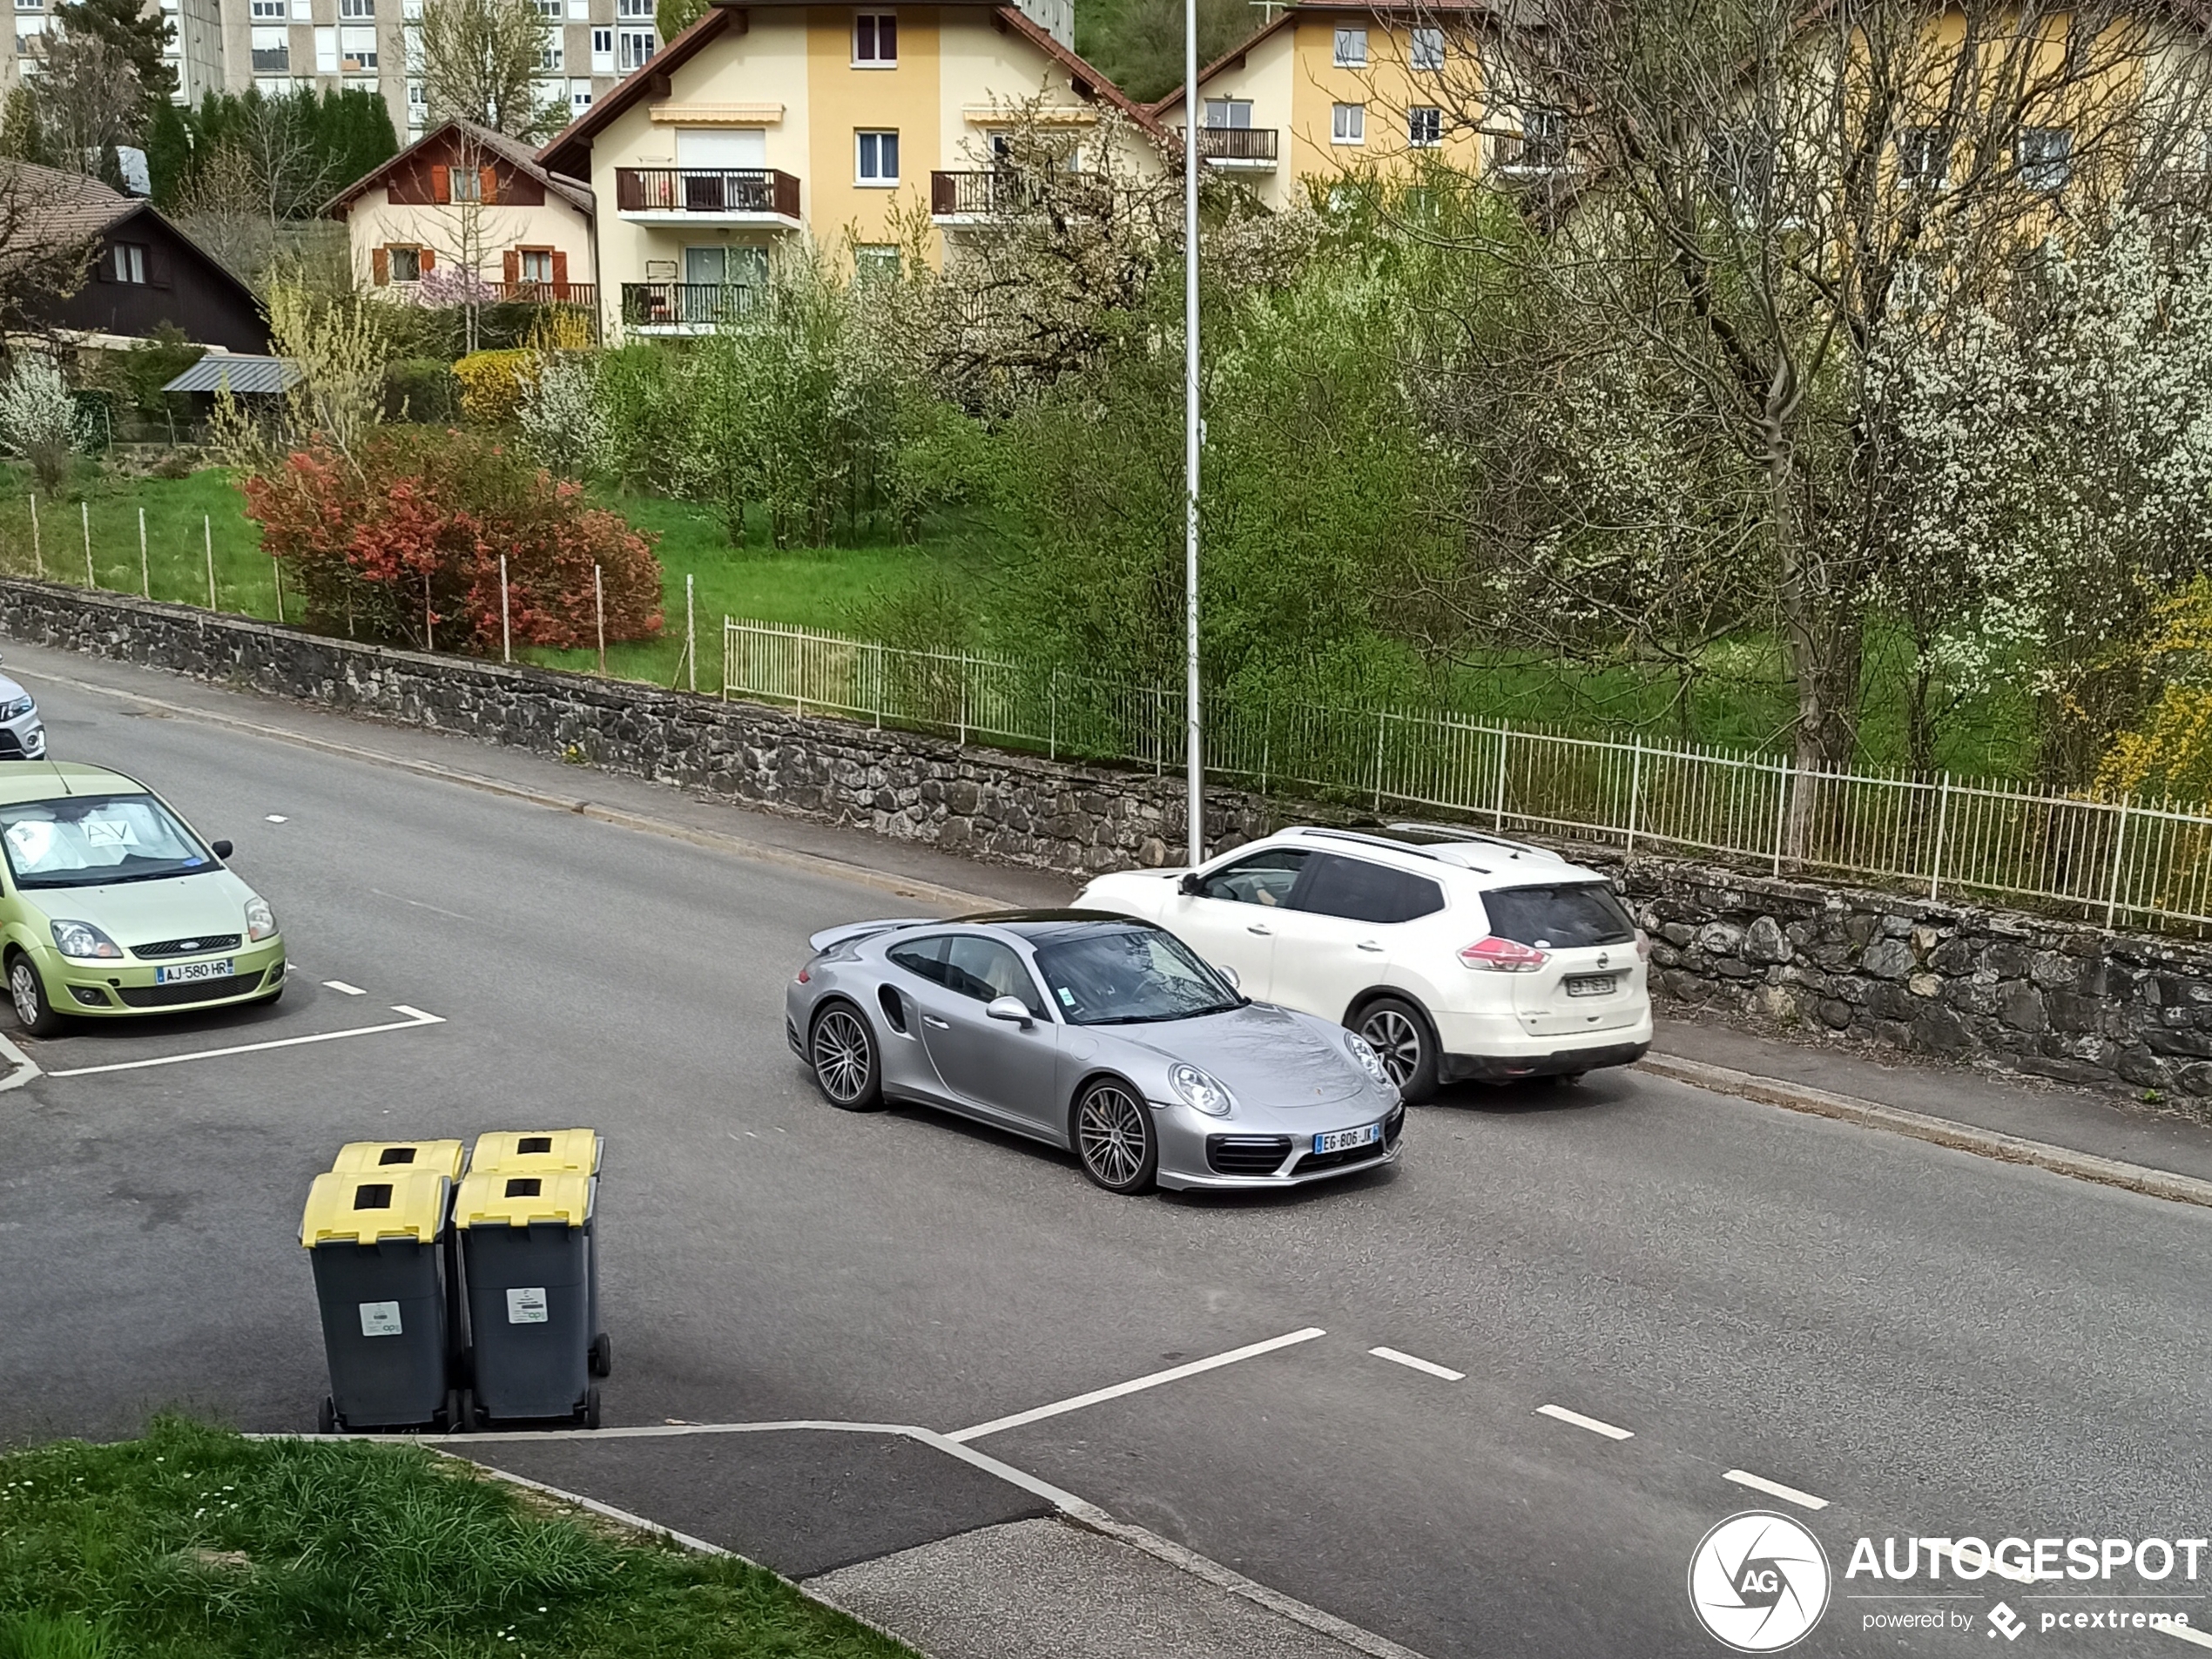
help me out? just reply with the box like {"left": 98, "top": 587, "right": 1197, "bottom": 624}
{"left": 1292, "top": 853, "right": 1446, "bottom": 924}
{"left": 1480, "top": 883, "right": 1634, "bottom": 948}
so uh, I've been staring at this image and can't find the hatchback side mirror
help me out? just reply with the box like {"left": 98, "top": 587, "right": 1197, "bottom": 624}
{"left": 1215, "top": 963, "right": 1240, "bottom": 991}
{"left": 985, "top": 995, "right": 1034, "bottom": 1027}
{"left": 1177, "top": 872, "right": 1204, "bottom": 896}
{"left": 211, "top": 839, "right": 233, "bottom": 860}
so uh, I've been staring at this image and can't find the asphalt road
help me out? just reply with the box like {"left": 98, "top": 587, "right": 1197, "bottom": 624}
{"left": 3, "top": 650, "right": 2208, "bottom": 1659}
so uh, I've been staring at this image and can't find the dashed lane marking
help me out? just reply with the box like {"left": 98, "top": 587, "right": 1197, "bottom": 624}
{"left": 948, "top": 1327, "right": 1328, "bottom": 1444}
{"left": 43, "top": 1005, "right": 445, "bottom": 1078}
{"left": 1537, "top": 1404, "right": 1635, "bottom": 1441}
{"left": 1370, "top": 1347, "right": 1465, "bottom": 1382}
{"left": 323, "top": 980, "right": 366, "bottom": 995}
{"left": 1724, "top": 1469, "right": 1828, "bottom": 1510}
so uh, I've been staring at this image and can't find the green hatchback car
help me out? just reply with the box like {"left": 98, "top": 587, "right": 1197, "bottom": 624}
{"left": 0, "top": 762, "right": 285, "bottom": 1035}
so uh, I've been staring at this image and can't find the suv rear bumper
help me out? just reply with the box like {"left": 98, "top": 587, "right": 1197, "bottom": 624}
{"left": 1440, "top": 1040, "right": 1649, "bottom": 1083}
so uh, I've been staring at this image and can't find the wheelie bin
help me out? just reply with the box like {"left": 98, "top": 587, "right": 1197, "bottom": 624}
{"left": 454, "top": 1169, "right": 597, "bottom": 1428}
{"left": 300, "top": 1167, "right": 458, "bottom": 1434}
{"left": 330, "top": 1141, "right": 468, "bottom": 1409}
{"left": 468, "top": 1130, "right": 608, "bottom": 1380}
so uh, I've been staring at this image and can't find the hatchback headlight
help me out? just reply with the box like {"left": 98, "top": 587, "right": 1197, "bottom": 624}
{"left": 245, "top": 897, "right": 277, "bottom": 942}
{"left": 51, "top": 919, "right": 122, "bottom": 960}
{"left": 1344, "top": 1030, "right": 1393, "bottom": 1089}
{"left": 1168, "top": 1062, "right": 1236, "bottom": 1116}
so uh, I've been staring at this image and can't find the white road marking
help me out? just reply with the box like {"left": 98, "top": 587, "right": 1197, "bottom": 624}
{"left": 1370, "top": 1346, "right": 1464, "bottom": 1382}
{"left": 1724, "top": 1469, "right": 1828, "bottom": 1510}
{"left": 1538, "top": 1404, "right": 1635, "bottom": 1441}
{"left": 2162, "top": 1620, "right": 2212, "bottom": 1649}
{"left": 44, "top": 1006, "right": 445, "bottom": 1078}
{"left": 322, "top": 980, "right": 366, "bottom": 995}
{"left": 264, "top": 814, "right": 287, "bottom": 823}
{"left": 0, "top": 1026, "right": 37, "bottom": 1093}
{"left": 948, "top": 1327, "right": 1328, "bottom": 1444}
{"left": 369, "top": 887, "right": 479, "bottom": 923}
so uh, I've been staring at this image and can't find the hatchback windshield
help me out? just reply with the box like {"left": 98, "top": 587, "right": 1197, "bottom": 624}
{"left": 0, "top": 793, "right": 213, "bottom": 889}
{"left": 1034, "top": 927, "right": 1242, "bottom": 1025}
{"left": 1481, "top": 882, "right": 1635, "bottom": 948}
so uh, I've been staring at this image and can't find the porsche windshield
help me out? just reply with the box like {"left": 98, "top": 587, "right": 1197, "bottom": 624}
{"left": 1034, "top": 927, "right": 1242, "bottom": 1025}
{"left": 0, "top": 793, "right": 213, "bottom": 889}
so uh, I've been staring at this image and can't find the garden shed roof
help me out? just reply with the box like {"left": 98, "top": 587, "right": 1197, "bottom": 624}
{"left": 160, "top": 354, "right": 301, "bottom": 395}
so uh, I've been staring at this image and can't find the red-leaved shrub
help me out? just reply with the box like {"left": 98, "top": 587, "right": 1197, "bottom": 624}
{"left": 244, "top": 428, "right": 662, "bottom": 655}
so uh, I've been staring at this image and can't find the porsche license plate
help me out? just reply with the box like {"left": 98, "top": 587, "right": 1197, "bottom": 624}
{"left": 155, "top": 958, "right": 233, "bottom": 984}
{"left": 1313, "top": 1123, "right": 1382, "bottom": 1156}
{"left": 1565, "top": 974, "right": 1616, "bottom": 997}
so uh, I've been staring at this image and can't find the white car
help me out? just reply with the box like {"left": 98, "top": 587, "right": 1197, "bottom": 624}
{"left": 1075, "top": 824, "right": 1652, "bottom": 1100}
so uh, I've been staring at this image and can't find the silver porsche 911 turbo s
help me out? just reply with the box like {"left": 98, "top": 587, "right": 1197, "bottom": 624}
{"left": 784, "top": 910, "right": 1406, "bottom": 1194}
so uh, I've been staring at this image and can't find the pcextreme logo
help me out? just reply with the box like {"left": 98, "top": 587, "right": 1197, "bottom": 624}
{"left": 1689, "top": 1511, "right": 1833, "bottom": 1652}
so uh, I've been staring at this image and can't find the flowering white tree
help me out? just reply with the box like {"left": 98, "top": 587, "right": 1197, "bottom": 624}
{"left": 0, "top": 354, "right": 81, "bottom": 495}
{"left": 518, "top": 353, "right": 607, "bottom": 481}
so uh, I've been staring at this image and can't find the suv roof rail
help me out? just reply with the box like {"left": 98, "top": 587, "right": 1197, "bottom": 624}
{"left": 1382, "top": 822, "right": 1565, "bottom": 862}
{"left": 1289, "top": 826, "right": 1453, "bottom": 863}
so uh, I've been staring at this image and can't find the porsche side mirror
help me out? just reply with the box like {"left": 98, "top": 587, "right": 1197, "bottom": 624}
{"left": 211, "top": 839, "right": 234, "bottom": 860}
{"left": 1177, "top": 872, "right": 1204, "bottom": 896}
{"left": 985, "top": 995, "right": 1034, "bottom": 1027}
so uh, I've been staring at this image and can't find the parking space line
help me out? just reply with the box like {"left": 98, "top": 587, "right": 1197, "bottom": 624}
{"left": 1370, "top": 1347, "right": 1464, "bottom": 1382}
{"left": 44, "top": 1005, "right": 445, "bottom": 1077}
{"left": 1537, "top": 1404, "right": 1635, "bottom": 1441}
{"left": 1724, "top": 1469, "right": 1828, "bottom": 1510}
{"left": 948, "top": 1326, "right": 1328, "bottom": 1444}
{"left": 322, "top": 981, "right": 366, "bottom": 995}
{"left": 2162, "top": 1620, "right": 2212, "bottom": 1649}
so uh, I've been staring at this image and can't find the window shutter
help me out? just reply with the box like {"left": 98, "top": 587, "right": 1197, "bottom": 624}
{"left": 502, "top": 248, "right": 519, "bottom": 285}
{"left": 94, "top": 245, "right": 115, "bottom": 282}
{"left": 480, "top": 166, "right": 498, "bottom": 205}
{"left": 551, "top": 250, "right": 569, "bottom": 290}
{"left": 418, "top": 246, "right": 434, "bottom": 272}
{"left": 373, "top": 246, "right": 389, "bottom": 285}
{"left": 146, "top": 244, "right": 172, "bottom": 288}
{"left": 431, "top": 163, "right": 450, "bottom": 202}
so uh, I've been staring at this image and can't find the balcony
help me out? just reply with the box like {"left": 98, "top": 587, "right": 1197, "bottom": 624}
{"left": 930, "top": 169, "right": 1114, "bottom": 225}
{"left": 620, "top": 281, "right": 757, "bottom": 333}
{"left": 1197, "top": 125, "right": 1278, "bottom": 169}
{"left": 489, "top": 280, "right": 596, "bottom": 307}
{"left": 614, "top": 168, "right": 801, "bottom": 228}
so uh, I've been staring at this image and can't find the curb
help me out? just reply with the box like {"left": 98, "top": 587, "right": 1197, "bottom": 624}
{"left": 1641, "top": 1053, "right": 2212, "bottom": 1211}
{"left": 27, "top": 668, "right": 1009, "bottom": 913}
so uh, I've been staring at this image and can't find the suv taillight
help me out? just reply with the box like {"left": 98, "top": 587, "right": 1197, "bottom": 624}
{"left": 1635, "top": 929, "right": 1651, "bottom": 961}
{"left": 1460, "top": 935, "right": 1548, "bottom": 972}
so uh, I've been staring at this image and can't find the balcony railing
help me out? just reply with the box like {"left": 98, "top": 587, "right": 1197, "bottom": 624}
{"left": 487, "top": 280, "right": 596, "bottom": 307}
{"left": 620, "top": 282, "right": 756, "bottom": 327}
{"left": 614, "top": 167, "right": 800, "bottom": 219}
{"left": 1197, "top": 125, "right": 1278, "bottom": 163}
{"left": 930, "top": 169, "right": 1114, "bottom": 220}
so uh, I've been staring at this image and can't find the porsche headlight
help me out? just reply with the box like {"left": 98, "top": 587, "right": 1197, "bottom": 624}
{"left": 51, "top": 919, "right": 122, "bottom": 960}
{"left": 1344, "top": 1030, "right": 1393, "bottom": 1089}
{"left": 1168, "top": 1062, "right": 1236, "bottom": 1117}
{"left": 245, "top": 897, "right": 277, "bottom": 942}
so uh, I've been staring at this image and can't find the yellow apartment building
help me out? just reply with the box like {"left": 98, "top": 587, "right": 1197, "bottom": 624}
{"left": 537, "top": 0, "right": 1167, "bottom": 341}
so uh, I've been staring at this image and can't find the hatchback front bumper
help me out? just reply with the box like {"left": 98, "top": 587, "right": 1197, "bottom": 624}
{"left": 39, "top": 938, "right": 287, "bottom": 1015}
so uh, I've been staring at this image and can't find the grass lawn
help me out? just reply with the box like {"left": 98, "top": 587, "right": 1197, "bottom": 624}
{"left": 0, "top": 1416, "right": 912, "bottom": 1659}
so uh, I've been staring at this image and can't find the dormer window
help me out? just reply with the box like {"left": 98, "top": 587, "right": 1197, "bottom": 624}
{"left": 854, "top": 10, "right": 894, "bottom": 65}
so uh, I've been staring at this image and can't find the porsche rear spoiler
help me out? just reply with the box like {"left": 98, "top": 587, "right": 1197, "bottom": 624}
{"left": 806, "top": 918, "right": 935, "bottom": 954}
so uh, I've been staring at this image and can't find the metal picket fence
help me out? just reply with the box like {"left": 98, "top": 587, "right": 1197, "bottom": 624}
{"left": 723, "top": 617, "right": 2212, "bottom": 933}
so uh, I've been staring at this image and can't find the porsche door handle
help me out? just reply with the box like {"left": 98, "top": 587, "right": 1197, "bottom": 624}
{"left": 921, "top": 1015, "right": 950, "bottom": 1029}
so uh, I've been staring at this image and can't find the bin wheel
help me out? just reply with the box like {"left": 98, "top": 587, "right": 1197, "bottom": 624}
{"left": 589, "top": 1332, "right": 611, "bottom": 1379}
{"left": 440, "top": 1389, "right": 462, "bottom": 1433}
{"left": 459, "top": 1388, "right": 483, "bottom": 1432}
{"left": 316, "top": 1396, "right": 336, "bottom": 1435}
{"left": 583, "top": 1387, "right": 601, "bottom": 1430}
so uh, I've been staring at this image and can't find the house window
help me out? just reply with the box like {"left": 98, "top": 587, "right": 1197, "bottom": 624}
{"left": 250, "top": 24, "right": 287, "bottom": 69}
{"left": 12, "top": 13, "right": 44, "bottom": 51}
{"left": 1332, "top": 25, "right": 1365, "bottom": 65}
{"left": 614, "top": 0, "right": 651, "bottom": 17}
{"left": 448, "top": 165, "right": 483, "bottom": 201}
{"left": 389, "top": 245, "right": 422, "bottom": 281}
{"left": 853, "top": 243, "right": 900, "bottom": 280}
{"left": 590, "top": 24, "right": 611, "bottom": 69}
{"left": 517, "top": 246, "right": 554, "bottom": 282}
{"left": 856, "top": 127, "right": 899, "bottom": 183}
{"left": 247, "top": 0, "right": 282, "bottom": 16}
{"left": 403, "top": 23, "right": 421, "bottom": 65}
{"left": 338, "top": 0, "right": 372, "bottom": 17}
{"left": 292, "top": 0, "right": 310, "bottom": 18}
{"left": 531, "top": 0, "right": 559, "bottom": 15}
{"left": 566, "top": 0, "right": 585, "bottom": 17}
{"left": 1515, "top": 105, "right": 1566, "bottom": 169}
{"left": 1708, "top": 128, "right": 1772, "bottom": 213}
{"left": 853, "top": 10, "right": 894, "bottom": 64}
{"left": 538, "top": 33, "right": 561, "bottom": 68}
{"left": 2016, "top": 126, "right": 2073, "bottom": 191}
{"left": 340, "top": 24, "right": 375, "bottom": 68}
{"left": 1202, "top": 97, "right": 1250, "bottom": 128}
{"left": 617, "top": 27, "right": 653, "bottom": 68}
{"left": 110, "top": 242, "right": 147, "bottom": 283}
{"left": 314, "top": 24, "right": 336, "bottom": 70}
{"left": 1896, "top": 126, "right": 1948, "bottom": 188}
{"left": 407, "top": 78, "right": 426, "bottom": 115}
{"left": 569, "top": 78, "right": 591, "bottom": 109}
{"left": 1331, "top": 102, "right": 1364, "bottom": 145}
{"left": 1407, "top": 105, "right": 1440, "bottom": 147}
{"left": 1410, "top": 26, "right": 1441, "bottom": 70}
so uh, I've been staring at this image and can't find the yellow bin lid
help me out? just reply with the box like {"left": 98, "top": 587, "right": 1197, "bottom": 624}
{"left": 469, "top": 1129, "right": 602, "bottom": 1176}
{"left": 301, "top": 1170, "right": 449, "bottom": 1247}
{"left": 455, "top": 1170, "right": 593, "bottom": 1230}
{"left": 330, "top": 1139, "right": 466, "bottom": 1179}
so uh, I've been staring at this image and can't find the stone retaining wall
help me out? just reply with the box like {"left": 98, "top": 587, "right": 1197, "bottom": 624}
{"left": 7, "top": 577, "right": 2211, "bottom": 1107}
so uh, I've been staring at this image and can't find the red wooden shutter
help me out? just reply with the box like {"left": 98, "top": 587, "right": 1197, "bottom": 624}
{"left": 480, "top": 167, "right": 498, "bottom": 205}
{"left": 372, "top": 246, "right": 388, "bottom": 286}
{"left": 551, "top": 250, "right": 569, "bottom": 293}
{"left": 502, "top": 248, "right": 519, "bottom": 284}
{"left": 418, "top": 246, "right": 435, "bottom": 272}
{"left": 431, "top": 164, "right": 450, "bottom": 202}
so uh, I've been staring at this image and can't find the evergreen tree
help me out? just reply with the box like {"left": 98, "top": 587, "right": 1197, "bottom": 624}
{"left": 53, "top": 0, "right": 175, "bottom": 127}
{"left": 0, "top": 87, "right": 51, "bottom": 165}
{"left": 145, "top": 94, "right": 192, "bottom": 206}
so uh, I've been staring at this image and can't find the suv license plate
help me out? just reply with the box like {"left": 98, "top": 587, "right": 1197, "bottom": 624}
{"left": 1314, "top": 1123, "right": 1381, "bottom": 1156}
{"left": 155, "top": 959, "right": 233, "bottom": 984}
{"left": 1565, "top": 974, "right": 1616, "bottom": 997}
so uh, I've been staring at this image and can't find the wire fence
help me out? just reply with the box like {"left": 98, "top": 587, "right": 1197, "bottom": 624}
{"left": 724, "top": 616, "right": 2212, "bottom": 934}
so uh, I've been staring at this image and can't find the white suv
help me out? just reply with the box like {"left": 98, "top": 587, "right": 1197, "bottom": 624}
{"left": 1074, "top": 824, "right": 1652, "bottom": 1101}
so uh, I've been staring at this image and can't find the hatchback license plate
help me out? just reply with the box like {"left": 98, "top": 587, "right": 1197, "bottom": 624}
{"left": 1565, "top": 974, "right": 1616, "bottom": 997}
{"left": 155, "top": 958, "right": 233, "bottom": 984}
{"left": 1313, "top": 1123, "right": 1381, "bottom": 1156}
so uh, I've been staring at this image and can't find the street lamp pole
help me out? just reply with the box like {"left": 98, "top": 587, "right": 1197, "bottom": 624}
{"left": 1183, "top": 0, "right": 1204, "bottom": 869}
